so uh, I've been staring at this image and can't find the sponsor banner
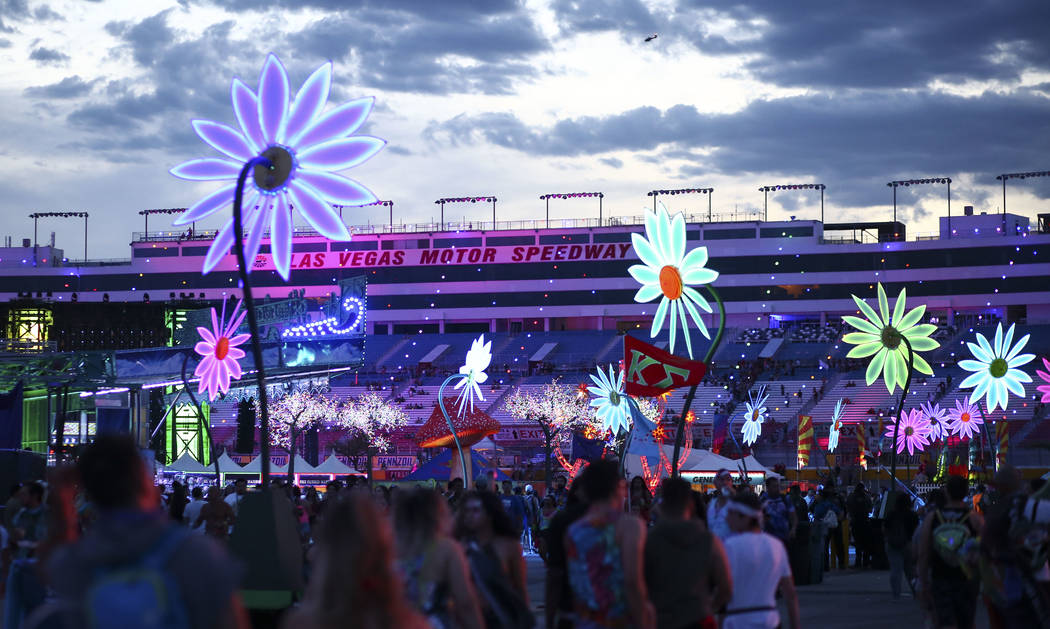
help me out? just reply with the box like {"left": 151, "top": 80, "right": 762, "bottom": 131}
{"left": 374, "top": 455, "right": 418, "bottom": 470}
{"left": 492, "top": 425, "right": 547, "bottom": 445}
{"left": 623, "top": 335, "right": 707, "bottom": 397}
{"left": 241, "top": 242, "right": 636, "bottom": 272}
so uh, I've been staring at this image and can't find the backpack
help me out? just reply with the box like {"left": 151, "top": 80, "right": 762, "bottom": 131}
{"left": 932, "top": 510, "right": 975, "bottom": 570}
{"left": 83, "top": 526, "right": 191, "bottom": 629}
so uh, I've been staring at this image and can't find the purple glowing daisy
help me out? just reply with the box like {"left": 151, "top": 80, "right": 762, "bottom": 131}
{"left": 1036, "top": 357, "right": 1050, "bottom": 403}
{"left": 947, "top": 399, "right": 984, "bottom": 441}
{"left": 883, "top": 408, "right": 930, "bottom": 455}
{"left": 919, "top": 401, "right": 948, "bottom": 442}
{"left": 171, "top": 54, "right": 385, "bottom": 280}
{"left": 194, "top": 300, "right": 249, "bottom": 401}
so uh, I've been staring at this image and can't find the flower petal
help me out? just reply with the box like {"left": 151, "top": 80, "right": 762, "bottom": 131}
{"left": 681, "top": 246, "right": 709, "bottom": 272}
{"left": 902, "top": 324, "right": 938, "bottom": 339}
{"left": 628, "top": 264, "right": 658, "bottom": 286}
{"left": 194, "top": 341, "right": 214, "bottom": 357}
{"left": 197, "top": 326, "right": 216, "bottom": 345}
{"left": 842, "top": 315, "right": 881, "bottom": 336}
{"left": 288, "top": 181, "right": 350, "bottom": 241}
{"left": 958, "top": 359, "right": 987, "bottom": 374}
{"left": 271, "top": 195, "right": 293, "bottom": 281}
{"left": 298, "top": 136, "right": 386, "bottom": 172}
{"left": 294, "top": 97, "right": 374, "bottom": 149}
{"left": 282, "top": 62, "right": 331, "bottom": 146}
{"left": 257, "top": 54, "right": 290, "bottom": 145}
{"left": 852, "top": 294, "right": 882, "bottom": 327}
{"left": 1008, "top": 353, "right": 1035, "bottom": 368}
{"left": 682, "top": 267, "right": 719, "bottom": 285}
{"left": 843, "top": 332, "right": 879, "bottom": 345}
{"left": 202, "top": 217, "right": 236, "bottom": 275}
{"left": 681, "top": 286, "right": 712, "bottom": 313}
{"left": 846, "top": 342, "right": 881, "bottom": 359}
{"left": 631, "top": 233, "right": 662, "bottom": 270}
{"left": 192, "top": 120, "right": 254, "bottom": 162}
{"left": 231, "top": 78, "right": 266, "bottom": 153}
{"left": 668, "top": 299, "right": 679, "bottom": 356}
{"left": 681, "top": 294, "right": 711, "bottom": 340}
{"left": 994, "top": 323, "right": 1005, "bottom": 357}
{"left": 896, "top": 304, "right": 926, "bottom": 331}
{"left": 865, "top": 348, "right": 887, "bottom": 387}
{"left": 651, "top": 297, "right": 669, "bottom": 339}
{"left": 877, "top": 284, "right": 890, "bottom": 325}
{"left": 669, "top": 211, "right": 685, "bottom": 265}
{"left": 242, "top": 194, "right": 273, "bottom": 263}
{"left": 633, "top": 284, "right": 662, "bottom": 303}
{"left": 891, "top": 286, "right": 907, "bottom": 326}
{"left": 1006, "top": 334, "right": 1031, "bottom": 361}
{"left": 884, "top": 349, "right": 898, "bottom": 393}
{"left": 295, "top": 169, "right": 378, "bottom": 206}
{"left": 170, "top": 158, "right": 241, "bottom": 181}
{"left": 907, "top": 336, "right": 939, "bottom": 352}
{"left": 173, "top": 183, "right": 236, "bottom": 226}
{"left": 910, "top": 352, "right": 934, "bottom": 376}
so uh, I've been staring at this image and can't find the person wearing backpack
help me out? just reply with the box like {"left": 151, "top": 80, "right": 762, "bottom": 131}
{"left": 882, "top": 492, "right": 919, "bottom": 599}
{"left": 761, "top": 477, "right": 797, "bottom": 546}
{"left": 917, "top": 475, "right": 983, "bottom": 629}
{"left": 47, "top": 435, "right": 249, "bottom": 629}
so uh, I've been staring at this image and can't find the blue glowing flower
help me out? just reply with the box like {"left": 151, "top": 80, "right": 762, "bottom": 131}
{"left": 828, "top": 398, "right": 845, "bottom": 452}
{"left": 588, "top": 365, "right": 631, "bottom": 434}
{"left": 958, "top": 322, "right": 1034, "bottom": 412}
{"left": 919, "top": 401, "right": 948, "bottom": 442}
{"left": 171, "top": 54, "right": 385, "bottom": 280}
{"left": 740, "top": 386, "right": 769, "bottom": 447}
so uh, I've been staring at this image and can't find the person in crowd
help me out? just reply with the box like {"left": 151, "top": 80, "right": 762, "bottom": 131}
{"left": 195, "top": 485, "right": 236, "bottom": 542}
{"left": 761, "top": 477, "right": 797, "bottom": 546}
{"left": 167, "top": 481, "right": 188, "bottom": 523}
{"left": 788, "top": 484, "right": 808, "bottom": 520}
{"left": 392, "top": 487, "right": 484, "bottom": 629}
{"left": 707, "top": 469, "right": 735, "bottom": 541}
{"left": 282, "top": 492, "right": 428, "bottom": 629}
{"left": 629, "top": 476, "right": 653, "bottom": 524}
{"left": 537, "top": 496, "right": 557, "bottom": 561}
{"left": 224, "top": 478, "right": 248, "bottom": 516}
{"left": 883, "top": 492, "right": 919, "bottom": 599}
{"left": 847, "top": 483, "right": 874, "bottom": 568}
{"left": 550, "top": 475, "right": 569, "bottom": 508}
{"left": 500, "top": 480, "right": 528, "bottom": 536}
{"left": 456, "top": 490, "right": 531, "bottom": 628}
{"left": 48, "top": 435, "right": 248, "bottom": 629}
{"left": 722, "top": 493, "right": 801, "bottom": 629}
{"left": 11, "top": 482, "right": 48, "bottom": 559}
{"left": 565, "top": 460, "right": 655, "bottom": 629}
{"left": 545, "top": 473, "right": 590, "bottom": 629}
{"left": 645, "top": 477, "right": 732, "bottom": 629}
{"left": 184, "top": 485, "right": 206, "bottom": 528}
{"left": 445, "top": 477, "right": 465, "bottom": 512}
{"left": 917, "top": 475, "right": 983, "bottom": 629}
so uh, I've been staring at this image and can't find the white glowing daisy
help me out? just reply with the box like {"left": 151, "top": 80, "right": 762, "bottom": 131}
{"left": 453, "top": 335, "right": 491, "bottom": 415}
{"left": 828, "top": 398, "right": 845, "bottom": 453}
{"left": 958, "top": 322, "right": 1034, "bottom": 412}
{"left": 587, "top": 365, "right": 631, "bottom": 434}
{"left": 741, "top": 386, "right": 769, "bottom": 447}
{"left": 841, "top": 283, "right": 939, "bottom": 393}
{"left": 919, "top": 401, "right": 949, "bottom": 442}
{"left": 628, "top": 204, "right": 719, "bottom": 359}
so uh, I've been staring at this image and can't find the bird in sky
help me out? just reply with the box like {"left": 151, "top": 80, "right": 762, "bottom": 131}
{"left": 644, "top": 33, "right": 658, "bottom": 42}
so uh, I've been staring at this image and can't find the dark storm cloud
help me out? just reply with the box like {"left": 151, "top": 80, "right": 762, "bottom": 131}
{"left": 24, "top": 75, "right": 97, "bottom": 99}
{"left": 426, "top": 90, "right": 1050, "bottom": 207}
{"left": 29, "top": 46, "right": 69, "bottom": 64}
{"left": 286, "top": 3, "right": 550, "bottom": 95}
{"left": 670, "top": 0, "right": 1050, "bottom": 89}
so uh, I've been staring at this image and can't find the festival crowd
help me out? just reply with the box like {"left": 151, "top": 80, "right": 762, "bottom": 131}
{"left": 0, "top": 435, "right": 1047, "bottom": 629}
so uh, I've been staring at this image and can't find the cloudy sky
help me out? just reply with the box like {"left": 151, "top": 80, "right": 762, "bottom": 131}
{"left": 1, "top": 0, "right": 1049, "bottom": 258}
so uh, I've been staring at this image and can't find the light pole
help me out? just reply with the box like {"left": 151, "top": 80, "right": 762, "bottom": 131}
{"left": 758, "top": 184, "right": 826, "bottom": 223}
{"left": 434, "top": 197, "right": 497, "bottom": 229}
{"left": 647, "top": 188, "right": 713, "bottom": 221}
{"left": 347, "top": 200, "right": 394, "bottom": 229}
{"left": 29, "top": 211, "right": 89, "bottom": 264}
{"left": 996, "top": 171, "right": 1050, "bottom": 216}
{"left": 887, "top": 178, "right": 951, "bottom": 238}
{"left": 539, "top": 192, "right": 604, "bottom": 227}
{"left": 139, "top": 208, "right": 186, "bottom": 239}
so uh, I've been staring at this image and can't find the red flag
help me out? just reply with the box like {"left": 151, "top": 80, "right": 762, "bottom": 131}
{"left": 623, "top": 335, "right": 707, "bottom": 397}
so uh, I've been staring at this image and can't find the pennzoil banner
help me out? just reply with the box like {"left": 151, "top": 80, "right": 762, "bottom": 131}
{"left": 623, "top": 335, "right": 707, "bottom": 397}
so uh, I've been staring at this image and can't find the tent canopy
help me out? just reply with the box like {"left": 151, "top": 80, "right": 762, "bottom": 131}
{"left": 401, "top": 449, "right": 509, "bottom": 482}
{"left": 165, "top": 452, "right": 208, "bottom": 474}
{"left": 624, "top": 444, "right": 775, "bottom": 480}
{"left": 312, "top": 454, "right": 358, "bottom": 475}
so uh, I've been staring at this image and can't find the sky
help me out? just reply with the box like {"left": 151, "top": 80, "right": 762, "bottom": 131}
{"left": 1, "top": 0, "right": 1049, "bottom": 259}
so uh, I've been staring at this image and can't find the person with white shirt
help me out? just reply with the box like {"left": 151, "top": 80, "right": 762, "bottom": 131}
{"left": 224, "top": 478, "right": 248, "bottom": 515}
{"left": 722, "top": 493, "right": 801, "bottom": 629}
{"left": 706, "top": 468, "right": 736, "bottom": 541}
{"left": 183, "top": 486, "right": 207, "bottom": 529}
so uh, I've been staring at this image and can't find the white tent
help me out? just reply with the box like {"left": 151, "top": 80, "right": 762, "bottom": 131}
{"left": 289, "top": 454, "right": 319, "bottom": 475}
{"left": 165, "top": 452, "right": 208, "bottom": 474}
{"left": 624, "top": 444, "right": 776, "bottom": 480}
{"left": 236, "top": 455, "right": 289, "bottom": 475}
{"left": 312, "top": 454, "right": 358, "bottom": 475}
{"left": 213, "top": 451, "right": 243, "bottom": 474}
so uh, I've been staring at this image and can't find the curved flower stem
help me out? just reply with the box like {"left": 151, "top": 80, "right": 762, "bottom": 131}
{"left": 888, "top": 335, "right": 915, "bottom": 491}
{"left": 181, "top": 353, "right": 221, "bottom": 484}
{"left": 672, "top": 285, "right": 726, "bottom": 477}
{"left": 438, "top": 374, "right": 471, "bottom": 489}
{"left": 232, "top": 157, "right": 273, "bottom": 487}
{"left": 977, "top": 406, "right": 998, "bottom": 473}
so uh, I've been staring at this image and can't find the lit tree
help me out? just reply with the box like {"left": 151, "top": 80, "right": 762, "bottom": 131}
{"left": 266, "top": 389, "right": 337, "bottom": 482}
{"left": 504, "top": 378, "right": 595, "bottom": 487}
{"left": 339, "top": 392, "right": 409, "bottom": 487}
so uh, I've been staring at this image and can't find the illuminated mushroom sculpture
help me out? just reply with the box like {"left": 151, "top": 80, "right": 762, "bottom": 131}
{"left": 415, "top": 398, "right": 501, "bottom": 486}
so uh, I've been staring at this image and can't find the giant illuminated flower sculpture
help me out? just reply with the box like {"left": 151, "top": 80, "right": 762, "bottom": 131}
{"left": 740, "top": 386, "right": 769, "bottom": 447}
{"left": 842, "top": 284, "right": 938, "bottom": 393}
{"left": 588, "top": 365, "right": 631, "bottom": 434}
{"left": 1037, "top": 358, "right": 1050, "bottom": 403}
{"left": 171, "top": 54, "right": 385, "bottom": 280}
{"left": 628, "top": 204, "right": 719, "bottom": 359}
{"left": 828, "top": 398, "right": 845, "bottom": 453}
{"left": 919, "top": 401, "right": 948, "bottom": 442}
{"left": 454, "top": 335, "right": 491, "bottom": 415}
{"left": 884, "top": 408, "right": 930, "bottom": 455}
{"left": 959, "top": 322, "right": 1034, "bottom": 412}
{"left": 947, "top": 399, "right": 983, "bottom": 441}
{"left": 193, "top": 300, "right": 249, "bottom": 401}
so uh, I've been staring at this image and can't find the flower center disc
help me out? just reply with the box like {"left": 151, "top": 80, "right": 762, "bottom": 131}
{"left": 989, "top": 357, "right": 1008, "bottom": 379}
{"left": 254, "top": 146, "right": 294, "bottom": 191}
{"left": 752, "top": 411, "right": 759, "bottom": 421}
{"left": 905, "top": 426, "right": 914, "bottom": 437}
{"left": 214, "top": 336, "right": 230, "bottom": 360}
{"left": 960, "top": 413, "right": 970, "bottom": 423}
{"left": 881, "top": 326, "right": 902, "bottom": 349}
{"left": 659, "top": 265, "right": 683, "bottom": 300}
{"left": 608, "top": 390, "right": 621, "bottom": 406}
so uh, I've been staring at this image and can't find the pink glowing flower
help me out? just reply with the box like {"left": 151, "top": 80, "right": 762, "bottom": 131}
{"left": 919, "top": 401, "right": 948, "bottom": 442}
{"left": 1036, "top": 357, "right": 1050, "bottom": 403}
{"left": 947, "top": 399, "right": 984, "bottom": 441}
{"left": 883, "top": 408, "right": 930, "bottom": 455}
{"left": 194, "top": 300, "right": 249, "bottom": 400}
